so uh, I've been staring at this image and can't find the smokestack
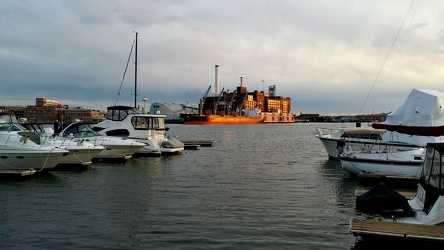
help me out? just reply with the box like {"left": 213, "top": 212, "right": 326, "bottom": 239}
{"left": 215, "top": 65, "right": 219, "bottom": 96}
{"left": 240, "top": 77, "right": 243, "bottom": 87}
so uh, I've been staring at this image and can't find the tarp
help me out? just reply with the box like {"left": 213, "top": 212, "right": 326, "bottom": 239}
{"left": 372, "top": 89, "right": 444, "bottom": 145}
{"left": 356, "top": 182, "right": 409, "bottom": 212}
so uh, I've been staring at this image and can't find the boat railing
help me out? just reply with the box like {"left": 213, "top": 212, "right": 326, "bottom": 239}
{"left": 0, "top": 133, "right": 35, "bottom": 148}
{"left": 315, "top": 127, "right": 348, "bottom": 138}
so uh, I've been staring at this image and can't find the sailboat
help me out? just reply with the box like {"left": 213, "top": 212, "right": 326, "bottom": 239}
{"left": 92, "top": 33, "right": 184, "bottom": 156}
{"left": 339, "top": 89, "right": 444, "bottom": 177}
{"left": 372, "top": 89, "right": 444, "bottom": 144}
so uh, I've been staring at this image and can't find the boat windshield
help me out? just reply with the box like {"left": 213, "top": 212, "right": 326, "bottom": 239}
{"left": 131, "top": 116, "right": 165, "bottom": 130}
{"left": 106, "top": 106, "right": 141, "bottom": 121}
{"left": 62, "top": 124, "right": 101, "bottom": 138}
{"left": 0, "top": 123, "right": 27, "bottom": 132}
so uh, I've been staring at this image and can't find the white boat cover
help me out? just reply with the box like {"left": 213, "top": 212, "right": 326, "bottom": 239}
{"left": 373, "top": 89, "right": 444, "bottom": 146}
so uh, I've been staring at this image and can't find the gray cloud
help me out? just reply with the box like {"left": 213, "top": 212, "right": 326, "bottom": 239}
{"left": 1, "top": 0, "right": 443, "bottom": 115}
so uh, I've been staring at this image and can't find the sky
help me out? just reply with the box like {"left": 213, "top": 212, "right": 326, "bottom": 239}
{"left": 1, "top": 0, "right": 444, "bottom": 116}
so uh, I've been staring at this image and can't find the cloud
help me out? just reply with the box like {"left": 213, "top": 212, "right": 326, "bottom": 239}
{"left": 1, "top": 0, "right": 444, "bottom": 115}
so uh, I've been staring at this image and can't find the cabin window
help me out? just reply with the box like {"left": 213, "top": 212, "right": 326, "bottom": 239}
{"left": 152, "top": 117, "right": 165, "bottom": 130}
{"left": 106, "top": 109, "right": 129, "bottom": 121}
{"left": 131, "top": 116, "right": 152, "bottom": 130}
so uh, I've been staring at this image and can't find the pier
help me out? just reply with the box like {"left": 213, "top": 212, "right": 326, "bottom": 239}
{"left": 0, "top": 169, "right": 37, "bottom": 176}
{"left": 181, "top": 139, "right": 216, "bottom": 150}
{"left": 350, "top": 218, "right": 444, "bottom": 242}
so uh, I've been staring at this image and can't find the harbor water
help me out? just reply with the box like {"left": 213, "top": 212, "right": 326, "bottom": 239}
{"left": 1, "top": 123, "right": 390, "bottom": 249}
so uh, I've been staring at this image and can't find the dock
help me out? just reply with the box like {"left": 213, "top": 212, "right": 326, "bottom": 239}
{"left": 180, "top": 139, "right": 216, "bottom": 150}
{"left": 350, "top": 218, "right": 444, "bottom": 242}
{"left": 357, "top": 172, "right": 420, "bottom": 187}
{"left": 358, "top": 172, "right": 420, "bottom": 181}
{"left": 0, "top": 169, "right": 37, "bottom": 176}
{"left": 355, "top": 189, "right": 416, "bottom": 199}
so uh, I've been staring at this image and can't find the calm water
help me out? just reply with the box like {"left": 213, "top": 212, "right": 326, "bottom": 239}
{"left": 0, "top": 123, "right": 374, "bottom": 249}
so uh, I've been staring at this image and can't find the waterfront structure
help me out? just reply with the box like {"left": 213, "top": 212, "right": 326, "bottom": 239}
{"left": 182, "top": 83, "right": 294, "bottom": 124}
{"left": 181, "top": 66, "right": 295, "bottom": 124}
{"left": 1, "top": 97, "right": 105, "bottom": 123}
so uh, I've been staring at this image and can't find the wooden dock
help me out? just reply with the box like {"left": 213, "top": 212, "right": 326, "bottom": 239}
{"left": 357, "top": 172, "right": 420, "bottom": 187}
{"left": 0, "top": 169, "right": 37, "bottom": 176}
{"left": 350, "top": 218, "right": 444, "bottom": 242}
{"left": 180, "top": 139, "right": 216, "bottom": 150}
{"left": 358, "top": 172, "right": 420, "bottom": 181}
{"left": 355, "top": 189, "right": 416, "bottom": 199}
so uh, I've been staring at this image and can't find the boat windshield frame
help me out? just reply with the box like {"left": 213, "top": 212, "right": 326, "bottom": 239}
{"left": 62, "top": 123, "right": 101, "bottom": 138}
{"left": 106, "top": 106, "right": 142, "bottom": 121}
{"left": 0, "top": 123, "right": 27, "bottom": 132}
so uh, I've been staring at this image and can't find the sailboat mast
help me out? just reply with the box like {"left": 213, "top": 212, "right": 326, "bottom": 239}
{"left": 134, "top": 32, "right": 138, "bottom": 108}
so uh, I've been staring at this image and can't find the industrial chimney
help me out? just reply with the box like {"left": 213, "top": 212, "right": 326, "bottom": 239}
{"left": 215, "top": 65, "right": 219, "bottom": 96}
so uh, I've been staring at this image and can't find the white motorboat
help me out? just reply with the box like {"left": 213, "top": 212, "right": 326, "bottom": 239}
{"left": 39, "top": 133, "right": 104, "bottom": 167}
{"left": 0, "top": 128, "right": 68, "bottom": 171}
{"left": 49, "top": 122, "right": 145, "bottom": 160}
{"left": 16, "top": 123, "right": 104, "bottom": 167}
{"left": 339, "top": 145, "right": 425, "bottom": 177}
{"left": 92, "top": 106, "right": 184, "bottom": 156}
{"left": 92, "top": 34, "right": 183, "bottom": 156}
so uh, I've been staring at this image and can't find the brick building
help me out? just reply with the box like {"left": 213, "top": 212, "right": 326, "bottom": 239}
{"left": 1, "top": 97, "right": 105, "bottom": 123}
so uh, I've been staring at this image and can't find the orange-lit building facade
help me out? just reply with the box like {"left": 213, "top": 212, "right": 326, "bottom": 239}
{"left": 200, "top": 84, "right": 294, "bottom": 123}
{"left": 2, "top": 98, "right": 105, "bottom": 123}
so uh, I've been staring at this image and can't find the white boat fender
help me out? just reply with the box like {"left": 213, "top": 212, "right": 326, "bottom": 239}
{"left": 343, "top": 145, "right": 353, "bottom": 154}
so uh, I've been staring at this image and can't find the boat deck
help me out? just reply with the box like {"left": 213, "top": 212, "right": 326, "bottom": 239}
{"left": 350, "top": 218, "right": 444, "bottom": 242}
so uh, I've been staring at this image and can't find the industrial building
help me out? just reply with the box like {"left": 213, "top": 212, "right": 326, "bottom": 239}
{"left": 1, "top": 97, "right": 105, "bottom": 123}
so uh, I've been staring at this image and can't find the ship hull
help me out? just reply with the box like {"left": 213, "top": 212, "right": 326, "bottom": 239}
{"left": 181, "top": 114, "right": 264, "bottom": 125}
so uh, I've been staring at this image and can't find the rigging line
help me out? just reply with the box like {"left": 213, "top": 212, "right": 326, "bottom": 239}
{"left": 372, "top": 0, "right": 421, "bottom": 114}
{"left": 115, "top": 35, "right": 136, "bottom": 106}
{"left": 358, "top": 0, "right": 417, "bottom": 115}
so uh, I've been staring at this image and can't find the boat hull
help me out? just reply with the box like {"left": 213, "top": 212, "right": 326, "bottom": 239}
{"left": 340, "top": 148, "right": 425, "bottom": 176}
{"left": 181, "top": 114, "right": 264, "bottom": 125}
{"left": 0, "top": 149, "right": 68, "bottom": 170}
{"left": 58, "top": 147, "right": 105, "bottom": 165}
{"left": 92, "top": 138, "right": 145, "bottom": 159}
{"left": 315, "top": 127, "right": 421, "bottom": 160}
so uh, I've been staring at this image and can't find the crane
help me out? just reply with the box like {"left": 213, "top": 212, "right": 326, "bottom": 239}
{"left": 199, "top": 85, "right": 211, "bottom": 115}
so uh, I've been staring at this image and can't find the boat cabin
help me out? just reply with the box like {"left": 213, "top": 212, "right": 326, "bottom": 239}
{"left": 93, "top": 106, "right": 169, "bottom": 137}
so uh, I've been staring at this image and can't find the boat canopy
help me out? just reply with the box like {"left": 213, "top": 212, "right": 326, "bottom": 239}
{"left": 106, "top": 106, "right": 142, "bottom": 121}
{"left": 422, "top": 143, "right": 444, "bottom": 190}
{"left": 372, "top": 89, "right": 444, "bottom": 137}
{"left": 417, "top": 143, "right": 444, "bottom": 213}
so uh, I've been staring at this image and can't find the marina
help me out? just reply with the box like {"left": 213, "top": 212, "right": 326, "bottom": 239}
{"left": 2, "top": 120, "right": 443, "bottom": 248}
{"left": 1, "top": 123, "right": 372, "bottom": 249}
{"left": 3, "top": 2, "right": 444, "bottom": 248}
